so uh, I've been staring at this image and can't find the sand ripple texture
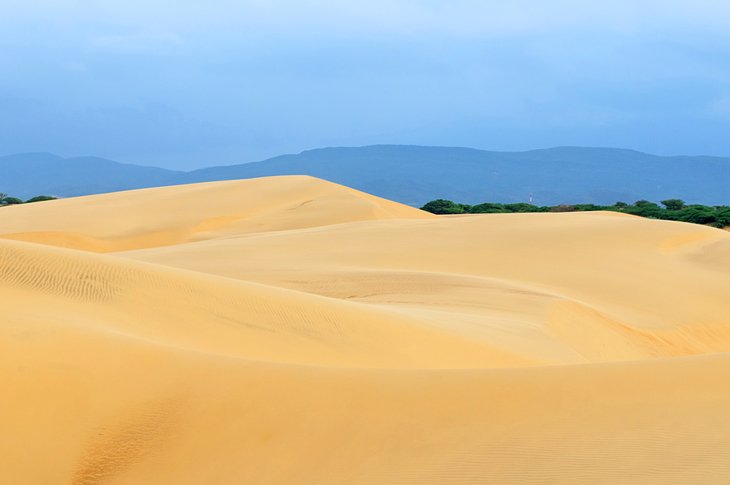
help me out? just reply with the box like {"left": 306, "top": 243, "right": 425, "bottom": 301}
{"left": 2, "top": 175, "right": 730, "bottom": 484}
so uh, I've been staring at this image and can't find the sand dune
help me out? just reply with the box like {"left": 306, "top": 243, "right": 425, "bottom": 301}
{"left": 3, "top": 176, "right": 730, "bottom": 483}
{"left": 124, "top": 210, "right": 730, "bottom": 365}
{"left": 0, "top": 175, "right": 430, "bottom": 252}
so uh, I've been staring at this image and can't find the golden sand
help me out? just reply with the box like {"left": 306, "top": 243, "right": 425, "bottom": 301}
{"left": 2, "top": 175, "right": 730, "bottom": 483}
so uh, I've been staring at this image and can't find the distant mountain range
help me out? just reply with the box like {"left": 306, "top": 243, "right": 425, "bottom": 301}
{"left": 3, "top": 145, "right": 730, "bottom": 206}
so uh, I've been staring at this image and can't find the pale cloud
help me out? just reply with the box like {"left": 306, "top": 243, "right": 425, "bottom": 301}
{"left": 1, "top": 1, "right": 730, "bottom": 167}
{"left": 707, "top": 94, "right": 730, "bottom": 119}
{"left": 90, "top": 32, "right": 184, "bottom": 55}
{"left": 6, "top": 1, "right": 730, "bottom": 38}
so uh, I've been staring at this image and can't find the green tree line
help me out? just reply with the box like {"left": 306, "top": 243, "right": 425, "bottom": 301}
{"left": 0, "top": 193, "right": 57, "bottom": 206}
{"left": 421, "top": 198, "right": 730, "bottom": 228}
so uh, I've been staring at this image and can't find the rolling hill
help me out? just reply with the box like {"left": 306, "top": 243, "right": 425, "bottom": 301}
{"left": 0, "top": 152, "right": 181, "bottom": 199}
{"left": 3, "top": 145, "right": 730, "bottom": 205}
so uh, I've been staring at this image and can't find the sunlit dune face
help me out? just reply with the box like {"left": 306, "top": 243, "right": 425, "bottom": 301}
{"left": 3, "top": 176, "right": 730, "bottom": 483}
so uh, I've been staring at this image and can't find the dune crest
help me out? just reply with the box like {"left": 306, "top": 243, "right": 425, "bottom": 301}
{"left": 3, "top": 176, "right": 730, "bottom": 483}
{"left": 0, "top": 175, "right": 431, "bottom": 252}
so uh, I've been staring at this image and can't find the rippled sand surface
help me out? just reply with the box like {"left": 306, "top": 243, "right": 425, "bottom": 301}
{"left": 3, "top": 176, "right": 730, "bottom": 483}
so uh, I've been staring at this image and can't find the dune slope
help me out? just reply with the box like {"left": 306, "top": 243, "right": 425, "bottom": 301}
{"left": 124, "top": 210, "right": 730, "bottom": 366}
{"left": 0, "top": 175, "right": 431, "bottom": 252}
{"left": 3, "top": 176, "right": 730, "bottom": 483}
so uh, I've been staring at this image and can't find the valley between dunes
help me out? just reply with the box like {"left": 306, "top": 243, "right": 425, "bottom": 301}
{"left": 3, "top": 175, "right": 730, "bottom": 484}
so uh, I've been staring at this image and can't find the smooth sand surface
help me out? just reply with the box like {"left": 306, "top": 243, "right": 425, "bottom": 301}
{"left": 3, "top": 175, "right": 730, "bottom": 483}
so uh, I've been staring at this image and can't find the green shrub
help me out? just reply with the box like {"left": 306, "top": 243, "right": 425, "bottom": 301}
{"left": 420, "top": 199, "right": 468, "bottom": 214}
{"left": 25, "top": 195, "right": 58, "bottom": 203}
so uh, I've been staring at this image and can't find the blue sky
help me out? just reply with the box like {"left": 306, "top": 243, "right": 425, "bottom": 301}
{"left": 2, "top": 0, "right": 730, "bottom": 169}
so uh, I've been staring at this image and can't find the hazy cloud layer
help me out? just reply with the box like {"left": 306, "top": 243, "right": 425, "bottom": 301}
{"left": 2, "top": 1, "right": 730, "bottom": 168}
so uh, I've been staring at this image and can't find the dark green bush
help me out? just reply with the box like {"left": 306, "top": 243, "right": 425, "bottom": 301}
{"left": 420, "top": 199, "right": 468, "bottom": 214}
{"left": 419, "top": 197, "right": 730, "bottom": 228}
{"left": 25, "top": 195, "right": 58, "bottom": 203}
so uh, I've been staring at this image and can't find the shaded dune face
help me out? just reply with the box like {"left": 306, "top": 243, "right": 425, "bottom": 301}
{"left": 3, "top": 175, "right": 730, "bottom": 483}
